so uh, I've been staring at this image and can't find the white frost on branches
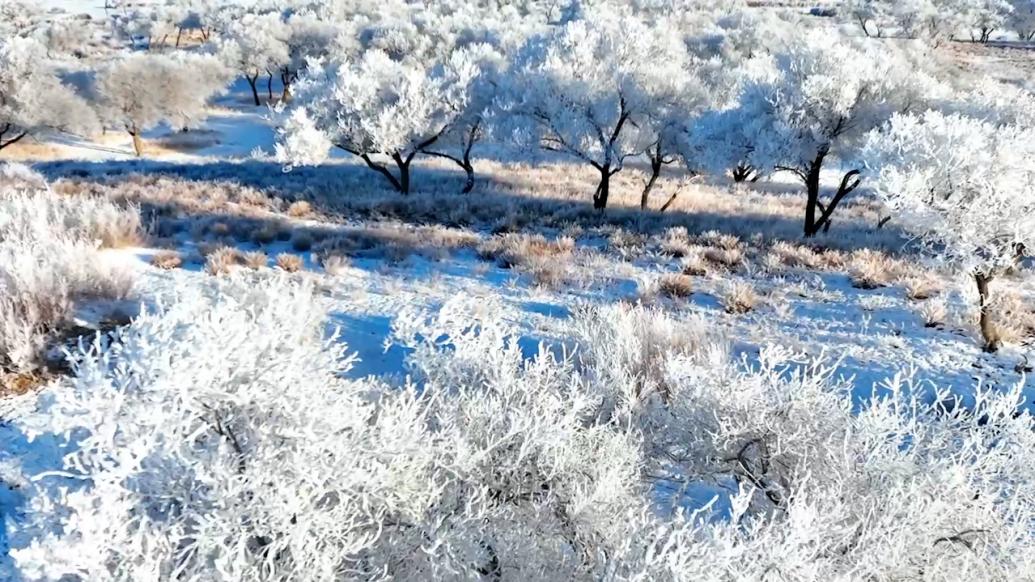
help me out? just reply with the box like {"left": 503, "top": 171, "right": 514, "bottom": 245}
{"left": 863, "top": 110, "right": 1035, "bottom": 350}
{"left": 863, "top": 110, "right": 1035, "bottom": 277}
{"left": 501, "top": 10, "right": 694, "bottom": 209}
{"left": 691, "top": 33, "right": 942, "bottom": 236}
{"left": 6, "top": 282, "right": 1035, "bottom": 579}
{"left": 275, "top": 42, "right": 493, "bottom": 193}
{"left": 0, "top": 37, "right": 98, "bottom": 150}
{"left": 96, "top": 52, "right": 232, "bottom": 155}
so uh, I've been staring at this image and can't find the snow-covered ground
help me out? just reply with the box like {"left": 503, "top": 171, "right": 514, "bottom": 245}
{"left": 5, "top": 10, "right": 1035, "bottom": 576}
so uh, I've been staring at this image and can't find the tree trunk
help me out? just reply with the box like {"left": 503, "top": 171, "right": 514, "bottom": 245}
{"left": 659, "top": 191, "right": 679, "bottom": 212}
{"left": 175, "top": 27, "right": 183, "bottom": 48}
{"left": 593, "top": 166, "right": 611, "bottom": 210}
{"left": 391, "top": 152, "right": 411, "bottom": 194}
{"left": 280, "top": 69, "right": 293, "bottom": 103}
{"left": 975, "top": 272, "right": 1000, "bottom": 352}
{"left": 266, "top": 72, "right": 273, "bottom": 100}
{"left": 858, "top": 17, "right": 871, "bottom": 37}
{"left": 640, "top": 155, "right": 663, "bottom": 210}
{"left": 461, "top": 162, "right": 475, "bottom": 194}
{"left": 0, "top": 124, "right": 28, "bottom": 151}
{"left": 731, "top": 163, "right": 756, "bottom": 183}
{"left": 803, "top": 150, "right": 826, "bottom": 237}
{"left": 246, "top": 74, "right": 261, "bottom": 106}
{"left": 130, "top": 131, "right": 143, "bottom": 157}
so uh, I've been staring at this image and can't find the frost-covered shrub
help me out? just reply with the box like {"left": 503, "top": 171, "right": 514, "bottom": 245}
{"left": 7, "top": 283, "right": 1035, "bottom": 580}
{"left": 0, "top": 165, "right": 137, "bottom": 375}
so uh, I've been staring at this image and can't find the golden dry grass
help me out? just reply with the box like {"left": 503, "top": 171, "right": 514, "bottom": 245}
{"left": 205, "top": 247, "right": 242, "bottom": 276}
{"left": 657, "top": 274, "right": 694, "bottom": 299}
{"left": 151, "top": 250, "right": 183, "bottom": 270}
{"left": 276, "top": 253, "right": 304, "bottom": 272}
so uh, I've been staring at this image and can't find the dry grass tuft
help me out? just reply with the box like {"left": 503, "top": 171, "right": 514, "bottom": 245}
{"left": 768, "top": 241, "right": 822, "bottom": 269}
{"left": 1, "top": 168, "right": 138, "bottom": 375}
{"left": 660, "top": 227, "right": 692, "bottom": 257}
{"left": 0, "top": 370, "right": 48, "bottom": 398}
{"left": 276, "top": 253, "right": 304, "bottom": 273}
{"left": 608, "top": 228, "right": 646, "bottom": 258}
{"left": 657, "top": 274, "right": 694, "bottom": 299}
{"left": 701, "top": 231, "right": 742, "bottom": 251}
{"left": 721, "top": 281, "right": 759, "bottom": 314}
{"left": 849, "top": 249, "right": 893, "bottom": 289}
{"left": 478, "top": 234, "right": 575, "bottom": 269}
{"left": 252, "top": 224, "right": 284, "bottom": 245}
{"left": 315, "top": 223, "right": 479, "bottom": 264}
{"left": 900, "top": 274, "right": 942, "bottom": 301}
{"left": 150, "top": 250, "right": 182, "bottom": 270}
{"left": 478, "top": 234, "right": 576, "bottom": 288}
{"left": 321, "top": 254, "right": 350, "bottom": 276}
{"left": 990, "top": 290, "right": 1035, "bottom": 343}
{"left": 702, "top": 246, "right": 745, "bottom": 270}
{"left": 916, "top": 298, "right": 948, "bottom": 328}
{"left": 287, "top": 200, "right": 313, "bottom": 217}
{"left": 208, "top": 221, "right": 231, "bottom": 237}
{"left": 681, "top": 249, "right": 710, "bottom": 276}
{"left": 204, "top": 247, "right": 243, "bottom": 276}
{"left": 242, "top": 250, "right": 269, "bottom": 270}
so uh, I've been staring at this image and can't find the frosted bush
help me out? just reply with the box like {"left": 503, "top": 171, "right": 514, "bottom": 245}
{"left": 6, "top": 284, "right": 1035, "bottom": 579}
{"left": 0, "top": 165, "right": 138, "bottom": 374}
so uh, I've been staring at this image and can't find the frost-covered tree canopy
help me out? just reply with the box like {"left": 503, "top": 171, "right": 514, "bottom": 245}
{"left": 692, "top": 34, "right": 942, "bottom": 236}
{"left": 0, "top": 38, "right": 98, "bottom": 150}
{"left": 863, "top": 110, "right": 1035, "bottom": 349}
{"left": 276, "top": 35, "right": 493, "bottom": 193}
{"left": 864, "top": 110, "right": 1035, "bottom": 276}
{"left": 96, "top": 52, "right": 231, "bottom": 154}
{"left": 7, "top": 1, "right": 1035, "bottom": 578}
{"left": 218, "top": 11, "right": 291, "bottom": 105}
{"left": 501, "top": 10, "right": 694, "bottom": 209}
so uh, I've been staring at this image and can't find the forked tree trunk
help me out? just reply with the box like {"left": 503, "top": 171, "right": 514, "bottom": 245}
{"left": 858, "top": 18, "right": 871, "bottom": 37}
{"left": 341, "top": 148, "right": 413, "bottom": 194}
{"left": 246, "top": 73, "right": 261, "bottom": 106}
{"left": 422, "top": 154, "right": 475, "bottom": 194}
{"left": 422, "top": 122, "right": 479, "bottom": 194}
{"left": 975, "top": 272, "right": 1000, "bottom": 352}
{"left": 799, "top": 146, "right": 861, "bottom": 238}
{"left": 391, "top": 152, "right": 411, "bottom": 194}
{"left": 731, "top": 163, "right": 758, "bottom": 183}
